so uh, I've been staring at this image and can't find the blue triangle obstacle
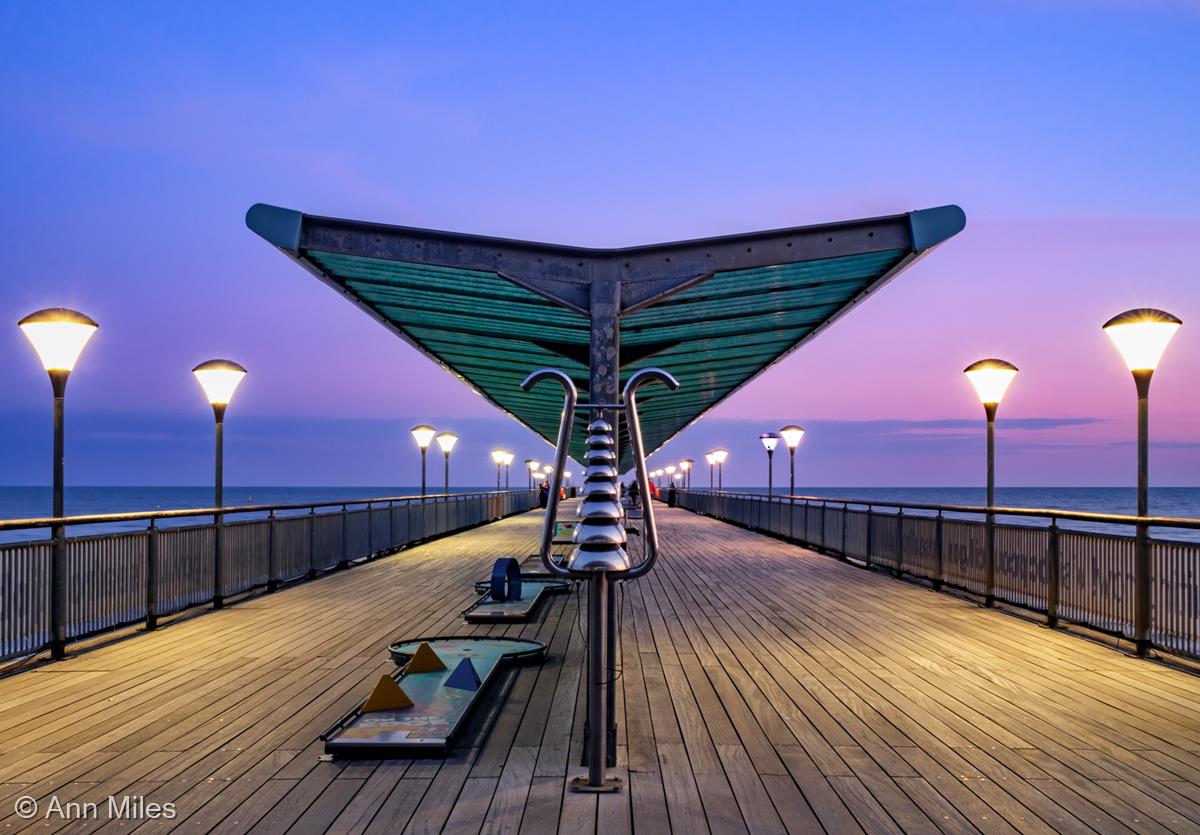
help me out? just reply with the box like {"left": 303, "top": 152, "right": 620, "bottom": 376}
{"left": 444, "top": 657, "right": 482, "bottom": 691}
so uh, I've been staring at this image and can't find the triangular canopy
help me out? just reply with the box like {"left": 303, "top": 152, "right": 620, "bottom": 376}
{"left": 248, "top": 203, "right": 964, "bottom": 467}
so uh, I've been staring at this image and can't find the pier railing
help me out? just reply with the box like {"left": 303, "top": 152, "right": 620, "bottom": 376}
{"left": 676, "top": 490, "right": 1200, "bottom": 662}
{"left": 0, "top": 489, "right": 538, "bottom": 663}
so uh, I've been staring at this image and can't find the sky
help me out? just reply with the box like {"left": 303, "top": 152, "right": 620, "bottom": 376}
{"left": 1, "top": 0, "right": 1198, "bottom": 488}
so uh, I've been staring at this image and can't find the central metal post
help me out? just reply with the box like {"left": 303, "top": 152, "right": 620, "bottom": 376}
{"left": 588, "top": 272, "right": 621, "bottom": 786}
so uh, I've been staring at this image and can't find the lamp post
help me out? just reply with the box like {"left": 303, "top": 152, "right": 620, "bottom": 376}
{"left": 713, "top": 448, "right": 728, "bottom": 490}
{"left": 504, "top": 451, "right": 514, "bottom": 489}
{"left": 665, "top": 465, "right": 676, "bottom": 491}
{"left": 680, "top": 459, "right": 694, "bottom": 490}
{"left": 779, "top": 426, "right": 805, "bottom": 496}
{"left": 964, "top": 358, "right": 1019, "bottom": 608}
{"left": 410, "top": 425, "right": 437, "bottom": 496}
{"left": 19, "top": 308, "right": 99, "bottom": 659}
{"left": 542, "top": 464, "right": 552, "bottom": 484}
{"left": 759, "top": 433, "right": 781, "bottom": 496}
{"left": 491, "top": 449, "right": 508, "bottom": 490}
{"left": 705, "top": 451, "right": 716, "bottom": 489}
{"left": 192, "top": 359, "right": 248, "bottom": 610}
{"left": 435, "top": 432, "right": 458, "bottom": 493}
{"left": 525, "top": 458, "right": 539, "bottom": 490}
{"left": 1103, "top": 308, "right": 1182, "bottom": 656}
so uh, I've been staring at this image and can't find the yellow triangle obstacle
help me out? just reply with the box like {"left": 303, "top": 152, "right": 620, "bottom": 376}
{"left": 403, "top": 641, "right": 447, "bottom": 674}
{"left": 361, "top": 674, "right": 414, "bottom": 712}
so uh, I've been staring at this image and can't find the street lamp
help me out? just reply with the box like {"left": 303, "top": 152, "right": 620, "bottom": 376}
{"left": 504, "top": 451, "right": 514, "bottom": 489}
{"left": 19, "top": 307, "right": 99, "bottom": 659}
{"left": 1103, "top": 308, "right": 1182, "bottom": 655}
{"left": 491, "top": 449, "right": 508, "bottom": 490}
{"left": 542, "top": 463, "right": 553, "bottom": 484}
{"left": 680, "top": 458, "right": 694, "bottom": 490}
{"left": 712, "top": 448, "right": 728, "bottom": 490}
{"left": 525, "top": 458, "right": 539, "bottom": 489}
{"left": 964, "top": 358, "right": 1018, "bottom": 607}
{"left": 759, "top": 433, "right": 781, "bottom": 496}
{"left": 779, "top": 425, "right": 806, "bottom": 496}
{"left": 435, "top": 432, "right": 458, "bottom": 493}
{"left": 192, "top": 359, "right": 248, "bottom": 610}
{"left": 665, "top": 465, "right": 676, "bottom": 490}
{"left": 410, "top": 425, "right": 437, "bottom": 496}
{"left": 705, "top": 451, "right": 717, "bottom": 489}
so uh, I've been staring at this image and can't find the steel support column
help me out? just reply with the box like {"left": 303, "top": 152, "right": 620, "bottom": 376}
{"left": 589, "top": 272, "right": 621, "bottom": 776}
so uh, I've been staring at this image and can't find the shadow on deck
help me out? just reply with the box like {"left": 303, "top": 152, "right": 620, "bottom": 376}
{"left": 2, "top": 507, "right": 1199, "bottom": 834}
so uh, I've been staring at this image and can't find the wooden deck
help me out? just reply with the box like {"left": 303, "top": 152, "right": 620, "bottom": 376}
{"left": 3, "top": 506, "right": 1200, "bottom": 834}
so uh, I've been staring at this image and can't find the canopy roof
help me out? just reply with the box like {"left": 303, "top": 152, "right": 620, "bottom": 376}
{"left": 248, "top": 203, "right": 964, "bottom": 467}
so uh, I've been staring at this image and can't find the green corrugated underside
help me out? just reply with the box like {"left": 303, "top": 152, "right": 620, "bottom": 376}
{"left": 306, "top": 248, "right": 905, "bottom": 468}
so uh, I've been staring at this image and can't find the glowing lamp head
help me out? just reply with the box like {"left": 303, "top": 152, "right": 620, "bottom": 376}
{"left": 705, "top": 452, "right": 716, "bottom": 465}
{"left": 504, "top": 451, "right": 515, "bottom": 465}
{"left": 759, "top": 432, "right": 781, "bottom": 453}
{"left": 526, "top": 458, "right": 539, "bottom": 472}
{"left": 410, "top": 425, "right": 437, "bottom": 449}
{"left": 19, "top": 308, "right": 99, "bottom": 373}
{"left": 491, "top": 449, "right": 507, "bottom": 465}
{"left": 680, "top": 459, "right": 693, "bottom": 472}
{"left": 963, "top": 358, "right": 1018, "bottom": 407}
{"left": 779, "top": 425, "right": 806, "bottom": 450}
{"left": 1103, "top": 308, "right": 1182, "bottom": 373}
{"left": 665, "top": 465, "right": 676, "bottom": 475}
{"left": 712, "top": 448, "right": 729, "bottom": 465}
{"left": 542, "top": 464, "right": 552, "bottom": 474}
{"left": 192, "top": 359, "right": 247, "bottom": 407}
{"left": 435, "top": 431, "right": 458, "bottom": 454}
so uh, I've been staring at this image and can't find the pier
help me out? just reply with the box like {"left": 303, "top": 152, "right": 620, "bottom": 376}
{"left": 3, "top": 504, "right": 1200, "bottom": 833}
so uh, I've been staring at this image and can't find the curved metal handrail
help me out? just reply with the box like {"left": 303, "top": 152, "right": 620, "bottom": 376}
{"left": 622, "top": 367, "right": 680, "bottom": 579}
{"left": 520, "top": 368, "right": 578, "bottom": 578}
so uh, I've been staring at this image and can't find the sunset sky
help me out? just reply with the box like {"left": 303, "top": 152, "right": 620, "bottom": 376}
{"left": 1, "top": 1, "right": 1197, "bottom": 487}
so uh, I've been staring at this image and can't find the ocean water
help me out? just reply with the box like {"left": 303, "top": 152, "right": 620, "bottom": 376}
{"left": 1, "top": 485, "right": 1198, "bottom": 542}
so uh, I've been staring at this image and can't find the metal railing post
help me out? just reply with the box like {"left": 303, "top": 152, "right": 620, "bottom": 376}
{"left": 339, "top": 504, "right": 349, "bottom": 569}
{"left": 985, "top": 510, "right": 996, "bottom": 607}
{"left": 50, "top": 523, "right": 67, "bottom": 659}
{"left": 213, "top": 510, "right": 224, "bottom": 609}
{"left": 389, "top": 500, "right": 395, "bottom": 551}
{"left": 146, "top": 519, "right": 159, "bottom": 630}
{"left": 267, "top": 510, "right": 278, "bottom": 593}
{"left": 308, "top": 507, "right": 317, "bottom": 579}
{"left": 1135, "top": 520, "right": 1150, "bottom": 655}
{"left": 865, "top": 505, "right": 873, "bottom": 568}
{"left": 895, "top": 508, "right": 905, "bottom": 577}
{"left": 841, "top": 501, "right": 848, "bottom": 558}
{"left": 934, "top": 510, "right": 944, "bottom": 591}
{"left": 1047, "top": 517, "right": 1060, "bottom": 628}
{"left": 366, "top": 501, "right": 375, "bottom": 558}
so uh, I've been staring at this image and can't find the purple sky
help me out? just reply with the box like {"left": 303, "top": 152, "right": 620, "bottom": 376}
{"left": 1, "top": 1, "right": 1198, "bottom": 487}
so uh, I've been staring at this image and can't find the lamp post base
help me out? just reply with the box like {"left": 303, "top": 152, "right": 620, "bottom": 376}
{"left": 569, "top": 776, "right": 622, "bottom": 794}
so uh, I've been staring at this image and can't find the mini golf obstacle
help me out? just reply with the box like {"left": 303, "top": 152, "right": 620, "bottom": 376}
{"left": 521, "top": 365, "right": 678, "bottom": 793}
{"left": 321, "top": 636, "right": 546, "bottom": 758}
{"left": 465, "top": 557, "right": 569, "bottom": 622}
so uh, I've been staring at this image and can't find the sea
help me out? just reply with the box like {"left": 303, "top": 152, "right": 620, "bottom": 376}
{"left": 0, "top": 486, "right": 1197, "bottom": 542}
